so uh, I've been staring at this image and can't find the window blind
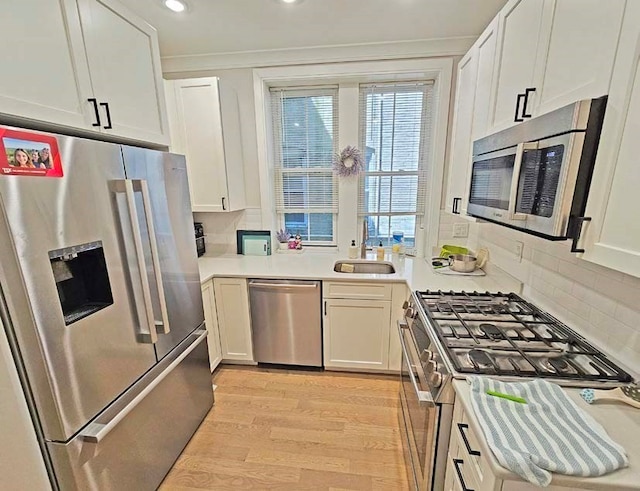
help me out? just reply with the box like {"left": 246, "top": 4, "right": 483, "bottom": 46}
{"left": 270, "top": 87, "right": 339, "bottom": 215}
{"left": 358, "top": 82, "right": 434, "bottom": 246}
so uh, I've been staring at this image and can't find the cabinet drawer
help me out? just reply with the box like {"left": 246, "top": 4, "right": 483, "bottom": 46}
{"left": 445, "top": 452, "right": 480, "bottom": 491}
{"left": 323, "top": 282, "right": 392, "bottom": 300}
{"left": 453, "top": 407, "right": 497, "bottom": 491}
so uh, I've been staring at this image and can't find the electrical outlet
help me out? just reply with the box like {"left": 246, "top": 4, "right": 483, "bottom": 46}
{"left": 514, "top": 241, "right": 524, "bottom": 262}
{"left": 453, "top": 223, "right": 469, "bottom": 238}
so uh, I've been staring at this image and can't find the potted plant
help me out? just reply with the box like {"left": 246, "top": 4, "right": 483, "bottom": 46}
{"left": 276, "top": 229, "right": 290, "bottom": 250}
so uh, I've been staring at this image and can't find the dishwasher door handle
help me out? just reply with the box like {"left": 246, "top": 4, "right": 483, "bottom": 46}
{"left": 249, "top": 282, "right": 318, "bottom": 289}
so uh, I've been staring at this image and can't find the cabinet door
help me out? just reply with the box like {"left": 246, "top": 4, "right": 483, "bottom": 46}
{"left": 213, "top": 278, "right": 254, "bottom": 362}
{"left": 581, "top": 2, "right": 640, "bottom": 278}
{"left": 323, "top": 299, "right": 391, "bottom": 371}
{"left": 533, "top": 0, "right": 625, "bottom": 117}
{"left": 77, "top": 0, "right": 169, "bottom": 145}
{"left": 0, "top": 0, "right": 93, "bottom": 129}
{"left": 173, "top": 78, "right": 229, "bottom": 212}
{"left": 202, "top": 280, "right": 223, "bottom": 372}
{"left": 489, "top": 0, "right": 547, "bottom": 131}
{"left": 471, "top": 19, "right": 499, "bottom": 140}
{"left": 446, "top": 50, "right": 478, "bottom": 216}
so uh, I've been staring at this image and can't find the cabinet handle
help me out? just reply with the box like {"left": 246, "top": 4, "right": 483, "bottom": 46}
{"left": 222, "top": 197, "right": 227, "bottom": 211}
{"left": 452, "top": 197, "right": 461, "bottom": 215}
{"left": 514, "top": 93, "right": 526, "bottom": 122}
{"left": 100, "top": 102, "right": 113, "bottom": 129}
{"left": 457, "top": 423, "right": 481, "bottom": 457}
{"left": 324, "top": 301, "right": 327, "bottom": 316}
{"left": 570, "top": 216, "right": 591, "bottom": 253}
{"left": 453, "top": 459, "right": 475, "bottom": 491}
{"left": 522, "top": 87, "right": 536, "bottom": 118}
{"left": 88, "top": 98, "right": 101, "bottom": 127}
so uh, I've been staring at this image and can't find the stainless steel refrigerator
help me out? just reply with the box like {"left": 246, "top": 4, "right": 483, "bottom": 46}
{"left": 0, "top": 125, "right": 213, "bottom": 490}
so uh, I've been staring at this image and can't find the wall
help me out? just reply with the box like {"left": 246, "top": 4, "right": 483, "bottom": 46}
{"left": 194, "top": 208, "right": 263, "bottom": 255}
{"left": 439, "top": 212, "right": 640, "bottom": 374}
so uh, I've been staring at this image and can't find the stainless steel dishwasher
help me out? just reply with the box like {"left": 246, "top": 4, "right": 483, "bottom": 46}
{"left": 248, "top": 279, "right": 322, "bottom": 367}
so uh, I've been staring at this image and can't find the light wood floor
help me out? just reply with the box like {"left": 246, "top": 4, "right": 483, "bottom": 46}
{"left": 160, "top": 365, "right": 410, "bottom": 490}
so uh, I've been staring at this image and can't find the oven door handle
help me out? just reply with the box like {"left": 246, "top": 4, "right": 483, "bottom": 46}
{"left": 508, "top": 142, "right": 538, "bottom": 221}
{"left": 398, "top": 322, "right": 433, "bottom": 404}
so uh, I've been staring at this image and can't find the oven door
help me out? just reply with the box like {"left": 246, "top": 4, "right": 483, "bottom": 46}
{"left": 513, "top": 132, "right": 584, "bottom": 237}
{"left": 398, "top": 322, "right": 440, "bottom": 491}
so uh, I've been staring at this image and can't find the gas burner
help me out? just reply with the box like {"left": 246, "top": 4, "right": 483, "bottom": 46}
{"left": 411, "top": 290, "right": 634, "bottom": 385}
{"left": 542, "top": 357, "right": 570, "bottom": 374}
{"left": 468, "top": 349, "right": 494, "bottom": 369}
{"left": 479, "top": 323, "right": 502, "bottom": 340}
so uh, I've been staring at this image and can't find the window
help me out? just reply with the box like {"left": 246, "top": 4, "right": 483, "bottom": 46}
{"left": 358, "top": 82, "right": 433, "bottom": 249}
{"left": 270, "top": 87, "right": 338, "bottom": 244}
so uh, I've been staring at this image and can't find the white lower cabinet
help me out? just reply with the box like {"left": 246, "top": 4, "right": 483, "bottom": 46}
{"left": 323, "top": 298, "right": 391, "bottom": 371}
{"left": 212, "top": 278, "right": 254, "bottom": 362}
{"left": 201, "top": 279, "right": 222, "bottom": 372}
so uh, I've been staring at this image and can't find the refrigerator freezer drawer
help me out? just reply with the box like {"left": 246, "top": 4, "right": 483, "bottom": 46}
{"left": 47, "top": 329, "right": 213, "bottom": 491}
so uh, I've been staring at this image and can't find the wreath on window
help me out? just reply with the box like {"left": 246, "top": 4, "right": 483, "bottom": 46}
{"left": 332, "top": 145, "right": 364, "bottom": 177}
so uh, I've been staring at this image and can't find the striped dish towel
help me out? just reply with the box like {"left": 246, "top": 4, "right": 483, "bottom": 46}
{"left": 468, "top": 377, "right": 628, "bottom": 487}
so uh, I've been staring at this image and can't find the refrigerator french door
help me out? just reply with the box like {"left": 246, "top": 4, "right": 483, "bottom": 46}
{"left": 0, "top": 126, "right": 212, "bottom": 490}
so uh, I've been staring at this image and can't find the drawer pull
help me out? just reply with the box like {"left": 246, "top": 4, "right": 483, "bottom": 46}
{"left": 453, "top": 459, "right": 475, "bottom": 491}
{"left": 458, "top": 423, "right": 481, "bottom": 457}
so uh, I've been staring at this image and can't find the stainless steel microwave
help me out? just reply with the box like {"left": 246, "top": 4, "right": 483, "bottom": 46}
{"left": 467, "top": 97, "right": 606, "bottom": 241}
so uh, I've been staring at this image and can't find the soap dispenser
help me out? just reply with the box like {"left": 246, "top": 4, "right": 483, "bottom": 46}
{"left": 348, "top": 239, "right": 358, "bottom": 259}
{"left": 377, "top": 241, "right": 385, "bottom": 261}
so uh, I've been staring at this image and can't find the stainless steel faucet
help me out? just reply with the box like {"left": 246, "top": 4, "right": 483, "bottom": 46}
{"left": 360, "top": 219, "right": 368, "bottom": 259}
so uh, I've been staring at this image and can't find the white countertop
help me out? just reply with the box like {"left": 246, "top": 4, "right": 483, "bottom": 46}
{"left": 453, "top": 379, "right": 640, "bottom": 490}
{"left": 198, "top": 250, "right": 522, "bottom": 293}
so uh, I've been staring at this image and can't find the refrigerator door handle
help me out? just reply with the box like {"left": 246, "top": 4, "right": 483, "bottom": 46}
{"left": 131, "top": 179, "right": 171, "bottom": 335}
{"left": 115, "top": 179, "right": 159, "bottom": 344}
{"left": 79, "top": 329, "right": 208, "bottom": 444}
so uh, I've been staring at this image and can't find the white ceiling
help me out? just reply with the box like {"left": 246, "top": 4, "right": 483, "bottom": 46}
{"left": 119, "top": 0, "right": 507, "bottom": 58}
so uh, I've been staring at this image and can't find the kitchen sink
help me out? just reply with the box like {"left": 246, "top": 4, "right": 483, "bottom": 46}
{"left": 333, "top": 260, "right": 396, "bottom": 274}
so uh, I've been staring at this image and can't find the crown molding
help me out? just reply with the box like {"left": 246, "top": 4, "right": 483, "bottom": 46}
{"left": 161, "top": 36, "right": 474, "bottom": 73}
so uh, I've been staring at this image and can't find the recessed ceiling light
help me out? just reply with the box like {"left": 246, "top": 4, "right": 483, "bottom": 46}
{"left": 281, "top": 0, "right": 299, "bottom": 3}
{"left": 164, "top": 0, "right": 186, "bottom": 12}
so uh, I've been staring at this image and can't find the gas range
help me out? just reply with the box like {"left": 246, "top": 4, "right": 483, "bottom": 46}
{"left": 405, "top": 290, "right": 633, "bottom": 390}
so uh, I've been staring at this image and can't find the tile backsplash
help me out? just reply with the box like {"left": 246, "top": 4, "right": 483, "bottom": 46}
{"left": 193, "top": 208, "right": 263, "bottom": 255}
{"left": 440, "top": 210, "right": 640, "bottom": 374}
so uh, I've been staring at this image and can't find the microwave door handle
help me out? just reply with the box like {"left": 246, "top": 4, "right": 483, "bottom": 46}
{"left": 508, "top": 142, "right": 537, "bottom": 220}
{"left": 132, "top": 179, "right": 171, "bottom": 335}
{"left": 112, "top": 180, "right": 158, "bottom": 344}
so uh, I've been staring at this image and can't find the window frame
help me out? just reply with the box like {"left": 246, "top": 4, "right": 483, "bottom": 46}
{"left": 358, "top": 82, "right": 433, "bottom": 252}
{"left": 254, "top": 58, "right": 453, "bottom": 256}
{"left": 270, "top": 86, "right": 339, "bottom": 246}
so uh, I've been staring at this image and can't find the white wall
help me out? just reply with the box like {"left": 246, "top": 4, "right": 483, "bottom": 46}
{"left": 439, "top": 211, "right": 640, "bottom": 374}
{"left": 0, "top": 318, "right": 51, "bottom": 490}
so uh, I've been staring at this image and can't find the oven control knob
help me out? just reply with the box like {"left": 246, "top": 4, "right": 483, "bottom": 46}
{"left": 429, "top": 371, "right": 443, "bottom": 388}
{"left": 425, "top": 360, "right": 437, "bottom": 373}
{"left": 402, "top": 300, "right": 409, "bottom": 309}
{"left": 405, "top": 307, "right": 414, "bottom": 319}
{"left": 420, "top": 349, "right": 434, "bottom": 363}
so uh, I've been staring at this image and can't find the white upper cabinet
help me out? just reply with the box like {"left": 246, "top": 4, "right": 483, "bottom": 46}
{"left": 580, "top": 2, "right": 640, "bottom": 278}
{"left": 77, "top": 0, "right": 169, "bottom": 145}
{"left": 0, "top": 0, "right": 93, "bottom": 129}
{"left": 445, "top": 19, "right": 498, "bottom": 216}
{"left": 446, "top": 51, "right": 478, "bottom": 216}
{"left": 0, "top": 0, "right": 168, "bottom": 146}
{"left": 533, "top": 0, "right": 625, "bottom": 117}
{"left": 167, "top": 77, "right": 246, "bottom": 212}
{"left": 489, "top": 0, "right": 625, "bottom": 133}
{"left": 471, "top": 19, "right": 499, "bottom": 140}
{"left": 489, "top": 0, "right": 546, "bottom": 132}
